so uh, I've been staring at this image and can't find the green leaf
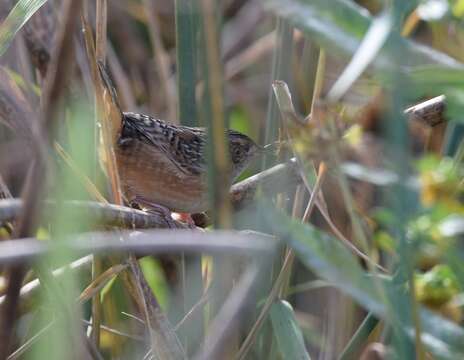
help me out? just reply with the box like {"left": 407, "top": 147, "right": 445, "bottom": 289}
{"left": 415, "top": 265, "right": 460, "bottom": 306}
{"left": 451, "top": 0, "right": 464, "bottom": 17}
{"left": 230, "top": 107, "right": 251, "bottom": 136}
{"left": 0, "top": 0, "right": 48, "bottom": 57}
{"left": 270, "top": 300, "right": 311, "bottom": 360}
{"left": 139, "top": 257, "right": 169, "bottom": 310}
{"left": 245, "top": 203, "right": 464, "bottom": 359}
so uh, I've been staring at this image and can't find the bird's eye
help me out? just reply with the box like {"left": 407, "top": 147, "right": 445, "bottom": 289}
{"left": 234, "top": 148, "right": 242, "bottom": 157}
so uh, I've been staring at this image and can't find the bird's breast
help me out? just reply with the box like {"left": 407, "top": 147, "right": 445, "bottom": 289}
{"left": 115, "top": 141, "right": 208, "bottom": 213}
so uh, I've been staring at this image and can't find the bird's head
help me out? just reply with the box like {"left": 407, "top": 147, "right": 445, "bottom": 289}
{"left": 228, "top": 130, "right": 262, "bottom": 181}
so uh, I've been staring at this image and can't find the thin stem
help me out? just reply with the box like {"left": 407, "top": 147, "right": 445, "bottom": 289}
{"left": 236, "top": 162, "right": 325, "bottom": 360}
{"left": 143, "top": 0, "right": 177, "bottom": 121}
{"left": 262, "top": 19, "right": 293, "bottom": 170}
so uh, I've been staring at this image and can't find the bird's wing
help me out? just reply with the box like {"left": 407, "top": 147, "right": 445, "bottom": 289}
{"left": 121, "top": 112, "right": 207, "bottom": 175}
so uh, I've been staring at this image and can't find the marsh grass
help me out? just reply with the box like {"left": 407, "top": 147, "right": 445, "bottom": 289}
{"left": 1, "top": 0, "right": 464, "bottom": 359}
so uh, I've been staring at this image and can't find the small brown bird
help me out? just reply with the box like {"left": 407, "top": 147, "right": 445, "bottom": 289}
{"left": 97, "top": 62, "right": 261, "bottom": 221}
{"left": 115, "top": 112, "right": 261, "bottom": 216}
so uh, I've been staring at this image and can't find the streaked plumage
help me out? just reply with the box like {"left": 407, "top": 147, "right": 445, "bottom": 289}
{"left": 115, "top": 112, "right": 260, "bottom": 213}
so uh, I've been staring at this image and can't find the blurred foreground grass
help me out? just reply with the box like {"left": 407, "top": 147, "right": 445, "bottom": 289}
{"left": 1, "top": 0, "right": 464, "bottom": 359}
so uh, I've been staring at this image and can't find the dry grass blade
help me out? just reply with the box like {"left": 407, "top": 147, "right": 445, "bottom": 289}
{"left": 225, "top": 30, "right": 304, "bottom": 81}
{"left": 99, "top": 58, "right": 187, "bottom": 356}
{"left": 200, "top": 0, "right": 232, "bottom": 228}
{"left": 21, "top": 1, "right": 55, "bottom": 77}
{"left": 198, "top": 0, "right": 238, "bottom": 355}
{"left": 129, "top": 255, "right": 187, "bottom": 360}
{"left": 0, "top": 199, "right": 186, "bottom": 229}
{"left": 0, "top": 66, "right": 39, "bottom": 141}
{"left": 225, "top": 31, "right": 276, "bottom": 79}
{"left": 0, "top": 0, "right": 83, "bottom": 357}
{"left": 96, "top": 0, "right": 107, "bottom": 63}
{"left": 81, "top": 319, "right": 145, "bottom": 342}
{"left": 78, "top": 263, "right": 128, "bottom": 305}
{"left": 194, "top": 263, "right": 263, "bottom": 360}
{"left": 143, "top": 290, "right": 211, "bottom": 359}
{"left": 39, "top": 0, "right": 81, "bottom": 131}
{"left": 272, "top": 80, "right": 386, "bottom": 272}
{"left": 302, "top": 162, "right": 326, "bottom": 222}
{"left": 6, "top": 321, "right": 55, "bottom": 360}
{"left": 83, "top": 22, "right": 179, "bottom": 360}
{"left": 174, "top": 290, "right": 211, "bottom": 332}
{"left": 93, "top": 0, "right": 108, "bottom": 347}
{"left": 272, "top": 76, "right": 329, "bottom": 212}
{"left": 81, "top": 15, "right": 123, "bottom": 204}
{"left": 7, "top": 317, "right": 115, "bottom": 360}
{"left": 0, "top": 230, "right": 276, "bottom": 264}
{"left": 222, "top": 0, "right": 263, "bottom": 60}
{"left": 143, "top": 0, "right": 177, "bottom": 121}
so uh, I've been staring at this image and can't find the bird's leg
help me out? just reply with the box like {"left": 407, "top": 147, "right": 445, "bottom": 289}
{"left": 172, "top": 212, "right": 197, "bottom": 229}
{"left": 129, "top": 196, "right": 182, "bottom": 229}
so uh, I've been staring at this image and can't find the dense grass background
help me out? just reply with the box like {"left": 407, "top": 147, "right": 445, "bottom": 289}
{"left": 1, "top": 0, "right": 464, "bottom": 359}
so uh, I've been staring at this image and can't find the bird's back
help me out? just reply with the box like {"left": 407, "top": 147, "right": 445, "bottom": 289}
{"left": 121, "top": 112, "right": 207, "bottom": 175}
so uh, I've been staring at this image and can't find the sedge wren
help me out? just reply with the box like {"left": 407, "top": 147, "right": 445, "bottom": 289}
{"left": 97, "top": 62, "right": 261, "bottom": 218}
{"left": 115, "top": 112, "right": 261, "bottom": 215}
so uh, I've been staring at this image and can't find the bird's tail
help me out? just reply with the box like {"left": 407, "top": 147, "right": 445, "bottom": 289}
{"left": 96, "top": 61, "right": 123, "bottom": 144}
{"left": 97, "top": 61, "right": 122, "bottom": 114}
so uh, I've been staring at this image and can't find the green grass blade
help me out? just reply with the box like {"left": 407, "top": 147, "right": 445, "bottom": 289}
{"left": 264, "top": 0, "right": 462, "bottom": 70}
{"left": 338, "top": 312, "right": 379, "bottom": 360}
{"left": 0, "top": 0, "right": 48, "bottom": 57}
{"left": 174, "top": 0, "right": 204, "bottom": 354}
{"left": 239, "top": 203, "right": 464, "bottom": 359}
{"left": 175, "top": 0, "right": 198, "bottom": 127}
{"left": 270, "top": 300, "right": 311, "bottom": 360}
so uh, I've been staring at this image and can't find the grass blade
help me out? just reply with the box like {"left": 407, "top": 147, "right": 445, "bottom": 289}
{"left": 0, "top": 0, "right": 47, "bottom": 57}
{"left": 270, "top": 300, "right": 311, "bottom": 360}
{"left": 327, "top": 10, "right": 393, "bottom": 102}
{"left": 175, "top": 0, "right": 198, "bottom": 127}
{"left": 338, "top": 312, "right": 379, "bottom": 360}
{"left": 262, "top": 18, "right": 293, "bottom": 169}
{"left": 240, "top": 203, "right": 464, "bottom": 358}
{"left": 265, "top": 0, "right": 462, "bottom": 70}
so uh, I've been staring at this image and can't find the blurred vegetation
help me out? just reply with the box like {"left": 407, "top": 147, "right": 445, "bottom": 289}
{"left": 1, "top": 0, "right": 464, "bottom": 359}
